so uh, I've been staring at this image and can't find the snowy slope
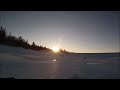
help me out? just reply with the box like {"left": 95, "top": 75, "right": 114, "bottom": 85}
{"left": 0, "top": 45, "right": 120, "bottom": 79}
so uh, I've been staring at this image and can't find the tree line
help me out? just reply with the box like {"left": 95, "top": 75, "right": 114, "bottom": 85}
{"left": 0, "top": 26, "right": 52, "bottom": 51}
{"left": 0, "top": 26, "right": 69, "bottom": 53}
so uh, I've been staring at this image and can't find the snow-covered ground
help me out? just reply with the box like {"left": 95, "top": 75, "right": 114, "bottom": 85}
{"left": 0, "top": 45, "right": 120, "bottom": 79}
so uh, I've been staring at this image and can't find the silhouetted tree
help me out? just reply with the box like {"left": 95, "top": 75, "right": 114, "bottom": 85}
{"left": 0, "top": 26, "right": 6, "bottom": 43}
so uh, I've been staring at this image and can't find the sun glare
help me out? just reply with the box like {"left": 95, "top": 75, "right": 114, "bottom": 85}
{"left": 52, "top": 46, "right": 60, "bottom": 52}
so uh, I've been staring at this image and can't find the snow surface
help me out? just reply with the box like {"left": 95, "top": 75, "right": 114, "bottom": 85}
{"left": 0, "top": 45, "right": 120, "bottom": 79}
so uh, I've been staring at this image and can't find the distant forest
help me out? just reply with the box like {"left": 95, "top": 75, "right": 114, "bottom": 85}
{"left": 0, "top": 26, "right": 68, "bottom": 53}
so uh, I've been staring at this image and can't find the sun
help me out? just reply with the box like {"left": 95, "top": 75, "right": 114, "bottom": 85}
{"left": 52, "top": 46, "right": 60, "bottom": 52}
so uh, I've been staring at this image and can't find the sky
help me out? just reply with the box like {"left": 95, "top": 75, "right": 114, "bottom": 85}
{"left": 0, "top": 11, "right": 120, "bottom": 53}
